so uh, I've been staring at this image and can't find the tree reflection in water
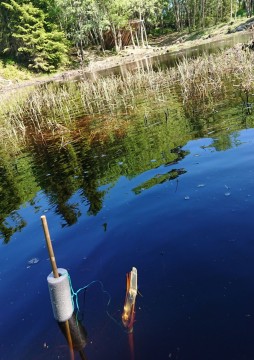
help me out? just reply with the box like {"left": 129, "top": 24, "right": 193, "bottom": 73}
{"left": 1, "top": 89, "right": 252, "bottom": 243}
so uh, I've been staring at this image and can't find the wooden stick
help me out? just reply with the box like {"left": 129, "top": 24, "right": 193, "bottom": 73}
{"left": 41, "top": 215, "right": 58, "bottom": 278}
{"left": 79, "top": 350, "right": 88, "bottom": 360}
{"left": 41, "top": 215, "right": 74, "bottom": 360}
{"left": 65, "top": 321, "right": 75, "bottom": 360}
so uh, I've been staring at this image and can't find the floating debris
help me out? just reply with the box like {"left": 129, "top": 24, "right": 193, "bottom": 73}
{"left": 224, "top": 192, "right": 231, "bottom": 197}
{"left": 28, "top": 258, "right": 39, "bottom": 265}
{"left": 197, "top": 184, "right": 205, "bottom": 188}
{"left": 184, "top": 196, "right": 190, "bottom": 200}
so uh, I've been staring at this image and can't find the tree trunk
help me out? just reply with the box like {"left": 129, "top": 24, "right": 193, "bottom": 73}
{"left": 129, "top": 22, "right": 136, "bottom": 48}
{"left": 98, "top": 29, "right": 105, "bottom": 52}
{"left": 201, "top": 0, "right": 206, "bottom": 28}
{"left": 173, "top": 0, "right": 181, "bottom": 30}
{"left": 142, "top": 21, "right": 148, "bottom": 47}
{"left": 111, "top": 24, "right": 121, "bottom": 52}
{"left": 139, "top": 9, "right": 145, "bottom": 47}
{"left": 193, "top": 0, "right": 196, "bottom": 28}
{"left": 135, "top": 28, "right": 140, "bottom": 47}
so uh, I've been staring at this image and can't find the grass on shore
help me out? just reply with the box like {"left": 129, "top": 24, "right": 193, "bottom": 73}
{"left": 1, "top": 44, "right": 254, "bottom": 150}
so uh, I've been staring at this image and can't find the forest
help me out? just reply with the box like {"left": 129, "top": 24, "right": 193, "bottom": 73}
{"left": 0, "top": 0, "right": 253, "bottom": 72}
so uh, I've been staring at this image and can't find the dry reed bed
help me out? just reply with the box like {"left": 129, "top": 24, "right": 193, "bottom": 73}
{"left": 1, "top": 46, "right": 254, "bottom": 145}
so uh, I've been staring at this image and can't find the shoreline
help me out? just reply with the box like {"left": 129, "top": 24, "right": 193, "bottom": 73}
{"left": 1, "top": 19, "right": 254, "bottom": 95}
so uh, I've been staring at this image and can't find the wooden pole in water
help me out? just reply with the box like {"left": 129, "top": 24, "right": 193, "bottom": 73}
{"left": 79, "top": 350, "right": 88, "bottom": 360}
{"left": 41, "top": 215, "right": 58, "bottom": 278}
{"left": 41, "top": 215, "right": 74, "bottom": 360}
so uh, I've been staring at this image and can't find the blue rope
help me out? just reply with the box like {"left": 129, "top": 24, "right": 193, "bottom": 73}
{"left": 68, "top": 275, "right": 123, "bottom": 328}
{"left": 68, "top": 276, "right": 109, "bottom": 311}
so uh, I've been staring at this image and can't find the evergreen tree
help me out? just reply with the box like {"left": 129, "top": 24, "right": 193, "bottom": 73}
{"left": 0, "top": 0, "right": 69, "bottom": 72}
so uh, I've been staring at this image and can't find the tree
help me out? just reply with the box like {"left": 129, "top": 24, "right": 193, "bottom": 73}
{"left": 244, "top": 0, "right": 254, "bottom": 16}
{"left": 101, "top": 0, "right": 130, "bottom": 51}
{"left": 128, "top": 0, "right": 160, "bottom": 43}
{"left": 0, "top": 0, "right": 69, "bottom": 72}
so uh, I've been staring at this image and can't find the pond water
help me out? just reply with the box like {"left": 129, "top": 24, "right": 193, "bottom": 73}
{"left": 96, "top": 31, "right": 254, "bottom": 77}
{"left": 1, "top": 44, "right": 254, "bottom": 360}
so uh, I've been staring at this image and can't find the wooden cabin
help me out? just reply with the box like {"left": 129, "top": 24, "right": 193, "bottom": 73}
{"left": 103, "top": 20, "right": 148, "bottom": 50}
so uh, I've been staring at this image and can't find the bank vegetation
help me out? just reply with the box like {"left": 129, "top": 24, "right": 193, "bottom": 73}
{"left": 1, "top": 45, "right": 254, "bottom": 152}
{"left": 0, "top": 0, "right": 253, "bottom": 73}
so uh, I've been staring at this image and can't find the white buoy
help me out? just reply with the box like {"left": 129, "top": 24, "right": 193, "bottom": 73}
{"left": 41, "top": 215, "right": 74, "bottom": 360}
{"left": 47, "top": 268, "right": 74, "bottom": 322}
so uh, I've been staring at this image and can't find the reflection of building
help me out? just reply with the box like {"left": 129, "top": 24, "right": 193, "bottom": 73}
{"left": 103, "top": 20, "right": 148, "bottom": 50}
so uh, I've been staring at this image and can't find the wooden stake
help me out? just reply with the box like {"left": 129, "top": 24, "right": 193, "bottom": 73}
{"left": 65, "top": 321, "right": 75, "bottom": 360}
{"left": 79, "top": 350, "right": 88, "bottom": 360}
{"left": 41, "top": 215, "right": 58, "bottom": 278}
{"left": 41, "top": 215, "right": 74, "bottom": 360}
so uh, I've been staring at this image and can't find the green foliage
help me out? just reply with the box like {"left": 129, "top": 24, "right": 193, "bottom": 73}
{"left": 0, "top": 59, "right": 32, "bottom": 80}
{"left": 0, "top": 0, "right": 69, "bottom": 72}
{"left": 0, "top": 0, "right": 250, "bottom": 71}
{"left": 236, "top": 8, "right": 247, "bottom": 17}
{"left": 0, "top": 150, "right": 39, "bottom": 243}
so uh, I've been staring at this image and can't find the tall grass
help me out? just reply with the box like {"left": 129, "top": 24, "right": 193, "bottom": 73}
{"left": 176, "top": 46, "right": 254, "bottom": 115}
{"left": 1, "top": 45, "right": 254, "bottom": 146}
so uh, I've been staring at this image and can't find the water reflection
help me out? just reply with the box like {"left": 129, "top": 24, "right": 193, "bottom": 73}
{"left": 151, "top": 32, "right": 254, "bottom": 70}
{"left": 58, "top": 312, "right": 88, "bottom": 359}
{"left": 1, "top": 85, "right": 254, "bottom": 242}
{"left": 91, "top": 32, "right": 254, "bottom": 78}
{"left": 0, "top": 150, "right": 39, "bottom": 243}
{"left": 128, "top": 332, "right": 135, "bottom": 360}
{"left": 133, "top": 168, "right": 187, "bottom": 195}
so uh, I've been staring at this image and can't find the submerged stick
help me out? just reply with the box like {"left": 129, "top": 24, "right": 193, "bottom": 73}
{"left": 41, "top": 215, "right": 74, "bottom": 360}
{"left": 64, "top": 321, "right": 75, "bottom": 360}
{"left": 79, "top": 350, "right": 88, "bottom": 360}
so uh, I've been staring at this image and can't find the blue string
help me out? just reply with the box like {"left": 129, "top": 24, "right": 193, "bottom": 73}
{"left": 68, "top": 275, "right": 123, "bottom": 328}
{"left": 70, "top": 278, "right": 111, "bottom": 312}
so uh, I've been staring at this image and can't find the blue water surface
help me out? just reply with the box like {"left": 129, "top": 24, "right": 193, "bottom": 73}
{"left": 1, "top": 128, "right": 254, "bottom": 359}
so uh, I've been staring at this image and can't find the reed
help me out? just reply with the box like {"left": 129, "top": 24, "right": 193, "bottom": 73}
{"left": 176, "top": 46, "right": 254, "bottom": 115}
{"left": 1, "top": 45, "right": 254, "bottom": 147}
